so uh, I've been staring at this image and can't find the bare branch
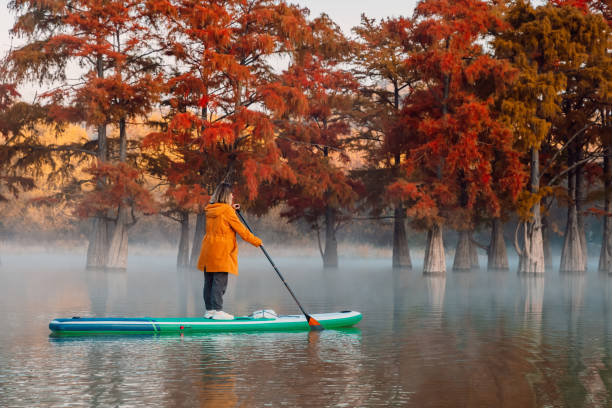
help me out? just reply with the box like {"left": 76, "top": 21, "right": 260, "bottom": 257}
{"left": 541, "top": 123, "right": 595, "bottom": 176}
{"left": 547, "top": 153, "right": 603, "bottom": 187}
{"left": 276, "top": 136, "right": 342, "bottom": 152}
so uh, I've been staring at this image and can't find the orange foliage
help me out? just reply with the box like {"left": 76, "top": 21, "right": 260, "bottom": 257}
{"left": 77, "top": 162, "right": 157, "bottom": 218}
{"left": 394, "top": 0, "right": 527, "bottom": 230}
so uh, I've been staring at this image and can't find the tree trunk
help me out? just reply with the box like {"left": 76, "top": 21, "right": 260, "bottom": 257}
{"left": 106, "top": 206, "right": 129, "bottom": 270}
{"left": 177, "top": 211, "right": 190, "bottom": 268}
{"left": 323, "top": 204, "right": 338, "bottom": 268}
{"left": 423, "top": 67, "right": 449, "bottom": 275}
{"left": 453, "top": 230, "right": 472, "bottom": 271}
{"left": 541, "top": 210, "right": 553, "bottom": 269}
{"left": 105, "top": 117, "right": 129, "bottom": 270}
{"left": 518, "top": 148, "right": 545, "bottom": 274}
{"left": 190, "top": 212, "right": 206, "bottom": 267}
{"left": 488, "top": 219, "right": 509, "bottom": 270}
{"left": 576, "top": 145, "right": 588, "bottom": 270}
{"left": 518, "top": 220, "right": 546, "bottom": 274}
{"left": 560, "top": 145, "right": 586, "bottom": 272}
{"left": 392, "top": 203, "right": 412, "bottom": 268}
{"left": 424, "top": 224, "right": 445, "bottom": 274}
{"left": 86, "top": 217, "right": 109, "bottom": 269}
{"left": 86, "top": 122, "right": 110, "bottom": 269}
{"left": 86, "top": 55, "right": 110, "bottom": 269}
{"left": 600, "top": 136, "right": 612, "bottom": 272}
{"left": 469, "top": 232, "right": 479, "bottom": 268}
{"left": 560, "top": 205, "right": 586, "bottom": 272}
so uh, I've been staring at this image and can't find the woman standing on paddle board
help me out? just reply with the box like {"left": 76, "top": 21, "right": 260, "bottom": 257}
{"left": 197, "top": 182, "right": 263, "bottom": 320}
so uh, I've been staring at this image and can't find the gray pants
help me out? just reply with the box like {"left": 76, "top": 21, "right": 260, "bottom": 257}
{"left": 203, "top": 271, "right": 229, "bottom": 311}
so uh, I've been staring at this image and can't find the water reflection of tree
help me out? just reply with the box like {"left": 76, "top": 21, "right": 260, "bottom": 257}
{"left": 600, "top": 275, "right": 612, "bottom": 404}
{"left": 393, "top": 268, "right": 414, "bottom": 323}
{"left": 396, "top": 295, "right": 541, "bottom": 406}
{"left": 572, "top": 273, "right": 611, "bottom": 407}
{"left": 520, "top": 275, "right": 545, "bottom": 340}
{"left": 152, "top": 335, "right": 240, "bottom": 407}
{"left": 425, "top": 274, "right": 446, "bottom": 322}
{"left": 230, "top": 331, "right": 366, "bottom": 406}
{"left": 517, "top": 275, "right": 560, "bottom": 407}
{"left": 454, "top": 270, "right": 476, "bottom": 312}
{"left": 86, "top": 269, "right": 127, "bottom": 316}
{"left": 555, "top": 271, "right": 611, "bottom": 407}
{"left": 176, "top": 267, "right": 204, "bottom": 316}
{"left": 196, "top": 337, "right": 239, "bottom": 408}
{"left": 561, "top": 271, "right": 585, "bottom": 319}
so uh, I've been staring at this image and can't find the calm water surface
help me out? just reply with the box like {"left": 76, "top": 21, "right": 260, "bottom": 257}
{"left": 1, "top": 251, "right": 612, "bottom": 407}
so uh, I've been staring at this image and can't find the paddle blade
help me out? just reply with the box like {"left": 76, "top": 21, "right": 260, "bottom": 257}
{"left": 307, "top": 315, "right": 324, "bottom": 331}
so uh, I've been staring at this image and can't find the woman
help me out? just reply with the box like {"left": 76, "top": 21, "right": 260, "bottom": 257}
{"left": 197, "top": 182, "right": 262, "bottom": 320}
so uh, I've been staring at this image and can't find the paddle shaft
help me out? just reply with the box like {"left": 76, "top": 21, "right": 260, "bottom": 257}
{"left": 236, "top": 210, "right": 317, "bottom": 324}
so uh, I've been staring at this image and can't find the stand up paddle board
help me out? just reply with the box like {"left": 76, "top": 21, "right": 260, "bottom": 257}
{"left": 49, "top": 311, "right": 362, "bottom": 334}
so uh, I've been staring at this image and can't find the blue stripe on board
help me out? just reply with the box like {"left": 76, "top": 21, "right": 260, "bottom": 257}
{"left": 49, "top": 322, "right": 156, "bottom": 331}
{"left": 53, "top": 318, "right": 153, "bottom": 323}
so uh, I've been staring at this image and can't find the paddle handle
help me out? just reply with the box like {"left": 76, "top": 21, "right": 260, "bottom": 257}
{"left": 236, "top": 210, "right": 314, "bottom": 322}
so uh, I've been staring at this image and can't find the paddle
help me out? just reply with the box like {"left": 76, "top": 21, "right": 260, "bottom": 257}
{"left": 236, "top": 209, "right": 324, "bottom": 331}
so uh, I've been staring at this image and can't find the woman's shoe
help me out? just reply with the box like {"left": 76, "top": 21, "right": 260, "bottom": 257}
{"left": 204, "top": 310, "right": 215, "bottom": 319}
{"left": 212, "top": 310, "right": 234, "bottom": 320}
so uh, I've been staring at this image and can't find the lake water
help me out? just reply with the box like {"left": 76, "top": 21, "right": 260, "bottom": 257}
{"left": 1, "top": 250, "right": 611, "bottom": 407}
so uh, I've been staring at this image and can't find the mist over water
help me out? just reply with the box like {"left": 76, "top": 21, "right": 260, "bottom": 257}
{"left": 1, "top": 248, "right": 612, "bottom": 407}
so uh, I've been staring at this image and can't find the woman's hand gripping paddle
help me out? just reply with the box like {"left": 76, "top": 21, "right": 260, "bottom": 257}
{"left": 236, "top": 209, "right": 323, "bottom": 331}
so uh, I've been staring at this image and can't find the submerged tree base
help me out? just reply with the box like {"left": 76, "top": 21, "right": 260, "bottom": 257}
{"left": 86, "top": 217, "right": 110, "bottom": 270}
{"left": 453, "top": 231, "right": 472, "bottom": 271}
{"left": 106, "top": 207, "right": 129, "bottom": 270}
{"left": 560, "top": 205, "right": 586, "bottom": 273}
{"left": 424, "top": 224, "right": 446, "bottom": 274}
{"left": 392, "top": 206, "right": 412, "bottom": 269}
{"left": 517, "top": 221, "right": 545, "bottom": 274}
{"left": 488, "top": 219, "right": 509, "bottom": 271}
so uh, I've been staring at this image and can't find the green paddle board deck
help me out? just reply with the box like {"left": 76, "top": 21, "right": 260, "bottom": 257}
{"left": 49, "top": 311, "right": 362, "bottom": 334}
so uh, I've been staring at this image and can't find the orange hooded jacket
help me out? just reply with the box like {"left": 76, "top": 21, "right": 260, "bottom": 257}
{"left": 197, "top": 203, "right": 262, "bottom": 275}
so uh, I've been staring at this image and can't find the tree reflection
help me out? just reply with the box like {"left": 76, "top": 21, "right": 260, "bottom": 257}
{"left": 520, "top": 275, "right": 545, "bottom": 338}
{"left": 425, "top": 274, "right": 446, "bottom": 321}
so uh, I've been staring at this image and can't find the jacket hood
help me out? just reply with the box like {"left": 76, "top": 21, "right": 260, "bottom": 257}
{"left": 205, "top": 203, "right": 231, "bottom": 218}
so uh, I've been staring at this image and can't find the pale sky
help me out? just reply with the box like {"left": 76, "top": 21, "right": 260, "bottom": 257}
{"left": 0, "top": 0, "right": 419, "bottom": 99}
{"left": 296, "top": 0, "right": 417, "bottom": 30}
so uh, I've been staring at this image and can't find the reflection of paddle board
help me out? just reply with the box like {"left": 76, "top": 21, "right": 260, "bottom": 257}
{"left": 49, "top": 311, "right": 362, "bottom": 334}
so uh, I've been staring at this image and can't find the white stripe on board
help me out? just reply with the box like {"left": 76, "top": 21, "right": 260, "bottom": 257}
{"left": 51, "top": 312, "right": 360, "bottom": 326}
